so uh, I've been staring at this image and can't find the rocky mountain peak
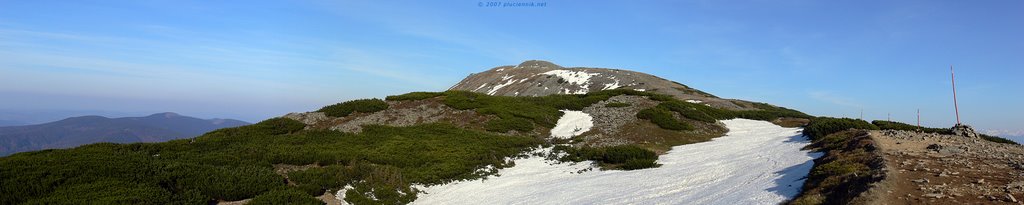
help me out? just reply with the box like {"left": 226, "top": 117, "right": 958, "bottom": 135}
{"left": 515, "top": 60, "right": 563, "bottom": 69}
{"left": 450, "top": 60, "right": 761, "bottom": 110}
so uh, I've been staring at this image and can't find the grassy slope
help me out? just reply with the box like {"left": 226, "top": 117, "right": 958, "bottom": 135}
{"left": 0, "top": 89, "right": 812, "bottom": 204}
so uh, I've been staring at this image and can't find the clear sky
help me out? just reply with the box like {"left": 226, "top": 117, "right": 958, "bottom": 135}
{"left": 1, "top": 1, "right": 1021, "bottom": 138}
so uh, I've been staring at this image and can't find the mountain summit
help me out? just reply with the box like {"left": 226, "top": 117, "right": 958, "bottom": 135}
{"left": 450, "top": 60, "right": 758, "bottom": 110}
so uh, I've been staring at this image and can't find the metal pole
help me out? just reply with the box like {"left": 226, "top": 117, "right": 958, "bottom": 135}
{"left": 917, "top": 109, "right": 921, "bottom": 127}
{"left": 951, "top": 65, "right": 961, "bottom": 125}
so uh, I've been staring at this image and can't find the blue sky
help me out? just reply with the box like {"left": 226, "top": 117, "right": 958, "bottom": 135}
{"left": 1, "top": 1, "right": 1021, "bottom": 138}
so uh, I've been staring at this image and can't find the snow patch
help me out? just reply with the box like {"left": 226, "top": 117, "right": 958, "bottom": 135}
{"left": 473, "top": 83, "right": 488, "bottom": 92}
{"left": 549, "top": 110, "right": 593, "bottom": 139}
{"left": 602, "top": 80, "right": 621, "bottom": 90}
{"left": 634, "top": 88, "right": 646, "bottom": 92}
{"left": 541, "top": 70, "right": 598, "bottom": 85}
{"left": 335, "top": 185, "right": 355, "bottom": 205}
{"left": 414, "top": 119, "right": 820, "bottom": 204}
{"left": 685, "top": 99, "right": 703, "bottom": 104}
{"left": 487, "top": 79, "right": 517, "bottom": 95}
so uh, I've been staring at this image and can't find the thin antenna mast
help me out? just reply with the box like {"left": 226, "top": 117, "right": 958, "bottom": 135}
{"left": 951, "top": 65, "right": 961, "bottom": 125}
{"left": 917, "top": 109, "right": 921, "bottom": 127}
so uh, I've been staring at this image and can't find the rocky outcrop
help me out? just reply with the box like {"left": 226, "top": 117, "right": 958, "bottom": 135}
{"left": 868, "top": 128, "right": 1024, "bottom": 204}
{"left": 951, "top": 124, "right": 980, "bottom": 138}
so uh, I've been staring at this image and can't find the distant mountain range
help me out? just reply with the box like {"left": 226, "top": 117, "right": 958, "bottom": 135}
{"left": 0, "top": 119, "right": 26, "bottom": 127}
{"left": 0, "top": 112, "right": 250, "bottom": 156}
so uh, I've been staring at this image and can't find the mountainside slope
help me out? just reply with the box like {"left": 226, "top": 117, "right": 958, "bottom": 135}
{"left": 450, "top": 60, "right": 760, "bottom": 110}
{"left": 0, "top": 61, "right": 813, "bottom": 205}
{"left": 0, "top": 112, "right": 249, "bottom": 156}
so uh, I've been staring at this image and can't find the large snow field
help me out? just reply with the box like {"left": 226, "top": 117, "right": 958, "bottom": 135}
{"left": 413, "top": 119, "right": 821, "bottom": 205}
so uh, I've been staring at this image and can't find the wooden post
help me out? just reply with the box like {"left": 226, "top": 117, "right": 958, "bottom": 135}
{"left": 951, "top": 65, "right": 961, "bottom": 125}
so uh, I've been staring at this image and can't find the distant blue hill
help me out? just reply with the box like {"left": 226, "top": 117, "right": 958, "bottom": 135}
{"left": 0, "top": 119, "right": 27, "bottom": 127}
{"left": 0, "top": 112, "right": 250, "bottom": 156}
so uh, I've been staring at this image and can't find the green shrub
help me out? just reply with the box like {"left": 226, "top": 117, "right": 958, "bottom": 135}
{"left": 557, "top": 145, "right": 660, "bottom": 170}
{"left": 793, "top": 130, "right": 883, "bottom": 205}
{"left": 0, "top": 123, "right": 540, "bottom": 204}
{"left": 637, "top": 108, "right": 693, "bottom": 131}
{"left": 442, "top": 91, "right": 487, "bottom": 110}
{"left": 804, "top": 117, "right": 878, "bottom": 140}
{"left": 286, "top": 164, "right": 370, "bottom": 196}
{"left": 981, "top": 134, "right": 1019, "bottom": 145}
{"left": 318, "top": 99, "right": 389, "bottom": 117}
{"left": 25, "top": 180, "right": 173, "bottom": 205}
{"left": 604, "top": 102, "right": 631, "bottom": 108}
{"left": 660, "top": 101, "right": 718, "bottom": 123}
{"left": 386, "top": 92, "right": 444, "bottom": 101}
{"left": 871, "top": 120, "right": 951, "bottom": 134}
{"left": 344, "top": 165, "right": 416, "bottom": 204}
{"left": 621, "top": 159, "right": 660, "bottom": 170}
{"left": 252, "top": 118, "right": 307, "bottom": 135}
{"left": 485, "top": 117, "right": 535, "bottom": 132}
{"left": 248, "top": 189, "right": 323, "bottom": 205}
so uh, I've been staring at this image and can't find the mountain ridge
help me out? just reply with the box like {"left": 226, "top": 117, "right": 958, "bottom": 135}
{"left": 0, "top": 112, "right": 250, "bottom": 156}
{"left": 0, "top": 61, "right": 814, "bottom": 204}
{"left": 449, "top": 60, "right": 763, "bottom": 111}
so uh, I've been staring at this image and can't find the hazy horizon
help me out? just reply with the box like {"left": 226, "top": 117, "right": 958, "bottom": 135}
{"left": 1, "top": 1, "right": 1021, "bottom": 139}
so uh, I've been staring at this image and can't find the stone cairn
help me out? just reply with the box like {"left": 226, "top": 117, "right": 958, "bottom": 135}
{"left": 951, "top": 123, "right": 980, "bottom": 138}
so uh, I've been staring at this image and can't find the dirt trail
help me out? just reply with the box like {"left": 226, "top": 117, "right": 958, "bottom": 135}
{"left": 870, "top": 129, "right": 1024, "bottom": 204}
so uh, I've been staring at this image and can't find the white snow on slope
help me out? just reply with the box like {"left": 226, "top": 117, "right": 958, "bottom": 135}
{"left": 487, "top": 79, "right": 517, "bottom": 95}
{"left": 549, "top": 110, "right": 593, "bottom": 139}
{"left": 541, "top": 70, "right": 598, "bottom": 85}
{"left": 414, "top": 119, "right": 820, "bottom": 205}
{"left": 685, "top": 99, "right": 703, "bottom": 104}
{"left": 602, "top": 80, "right": 620, "bottom": 90}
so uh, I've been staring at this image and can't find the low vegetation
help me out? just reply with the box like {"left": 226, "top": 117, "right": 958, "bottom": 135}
{"left": 872, "top": 120, "right": 1017, "bottom": 145}
{"left": 249, "top": 188, "right": 324, "bottom": 205}
{"left": 439, "top": 89, "right": 676, "bottom": 133}
{"left": 318, "top": 99, "right": 389, "bottom": 117}
{"left": 604, "top": 102, "right": 631, "bottom": 108}
{"left": 981, "top": 134, "right": 1019, "bottom": 145}
{"left": 790, "top": 130, "right": 884, "bottom": 205}
{"left": 555, "top": 145, "right": 660, "bottom": 170}
{"left": 1, "top": 89, "right": 818, "bottom": 204}
{"left": 637, "top": 99, "right": 811, "bottom": 131}
{"left": 803, "top": 117, "right": 879, "bottom": 141}
{"left": 0, "top": 118, "right": 540, "bottom": 204}
{"left": 385, "top": 92, "right": 445, "bottom": 101}
{"left": 636, "top": 108, "right": 693, "bottom": 131}
{"left": 871, "top": 120, "right": 950, "bottom": 134}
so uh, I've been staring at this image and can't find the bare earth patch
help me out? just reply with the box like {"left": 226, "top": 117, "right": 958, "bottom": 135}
{"left": 870, "top": 130, "right": 1024, "bottom": 204}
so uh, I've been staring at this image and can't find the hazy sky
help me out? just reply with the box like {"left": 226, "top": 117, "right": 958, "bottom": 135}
{"left": 1, "top": 1, "right": 1021, "bottom": 137}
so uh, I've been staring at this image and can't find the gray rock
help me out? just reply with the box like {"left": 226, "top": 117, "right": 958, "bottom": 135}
{"left": 284, "top": 112, "right": 328, "bottom": 125}
{"left": 951, "top": 124, "right": 980, "bottom": 138}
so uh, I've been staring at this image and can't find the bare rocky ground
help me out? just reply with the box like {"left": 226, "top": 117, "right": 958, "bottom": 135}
{"left": 868, "top": 127, "right": 1024, "bottom": 204}
{"left": 284, "top": 98, "right": 493, "bottom": 134}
